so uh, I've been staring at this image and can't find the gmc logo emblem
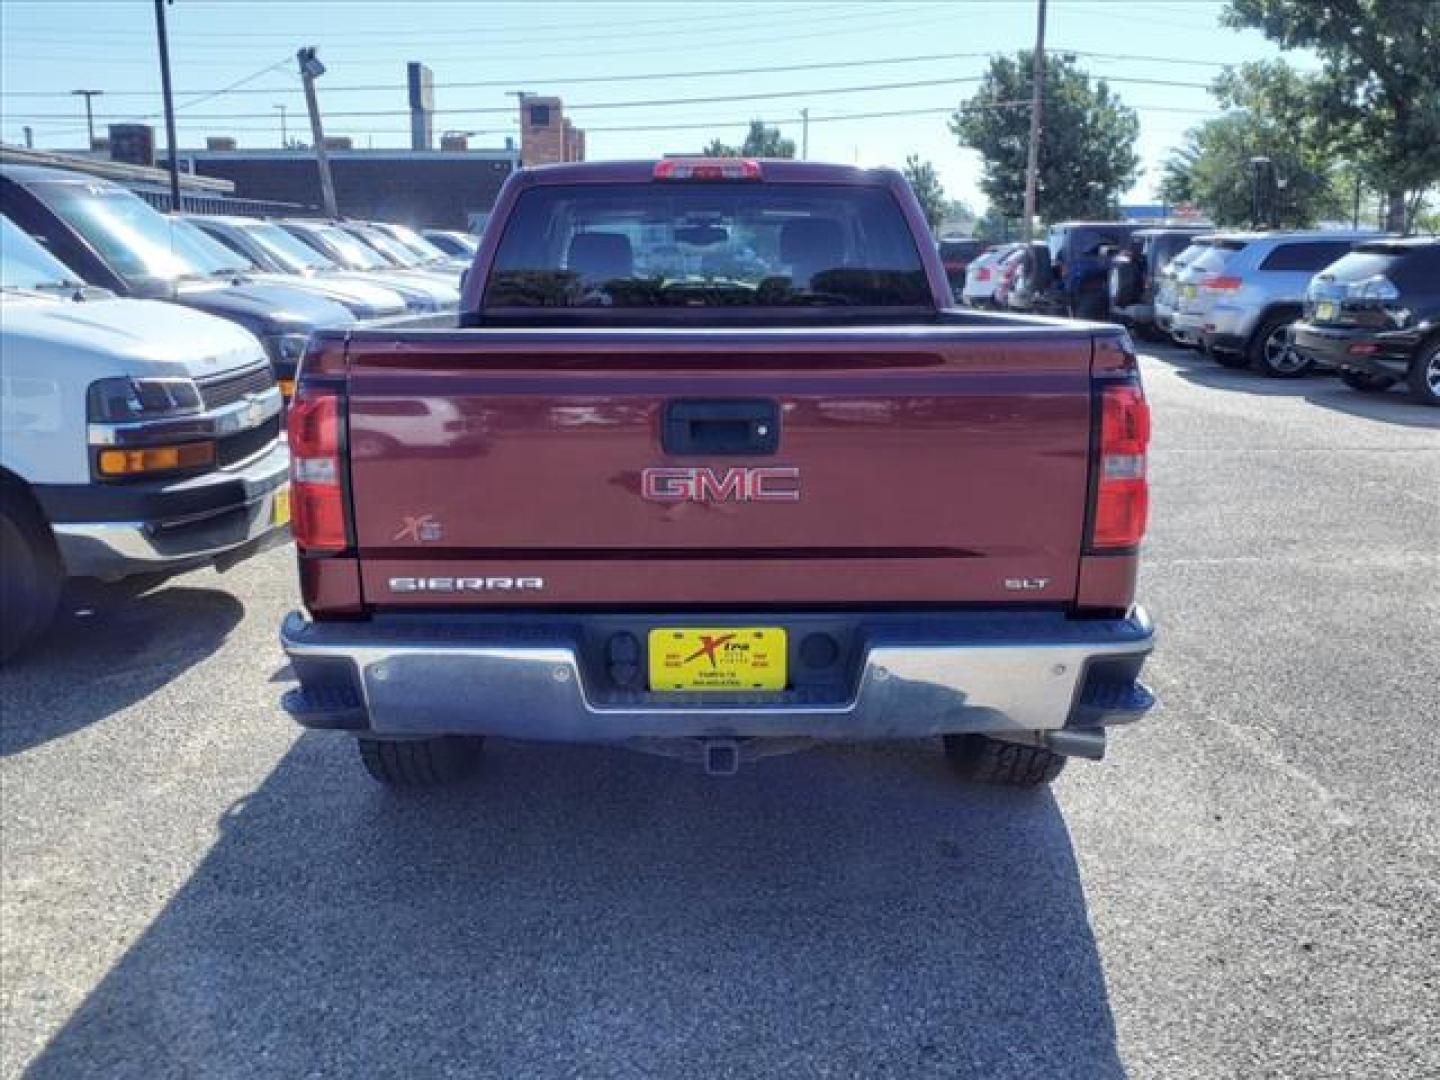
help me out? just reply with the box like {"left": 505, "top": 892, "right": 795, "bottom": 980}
{"left": 641, "top": 466, "right": 801, "bottom": 503}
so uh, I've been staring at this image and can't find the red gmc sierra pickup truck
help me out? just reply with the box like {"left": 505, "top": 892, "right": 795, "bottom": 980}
{"left": 280, "top": 159, "right": 1155, "bottom": 787}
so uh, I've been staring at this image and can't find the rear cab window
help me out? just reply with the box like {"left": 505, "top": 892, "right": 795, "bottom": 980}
{"left": 484, "top": 183, "right": 930, "bottom": 310}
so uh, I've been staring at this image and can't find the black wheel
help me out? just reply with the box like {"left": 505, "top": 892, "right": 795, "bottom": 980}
{"left": 943, "top": 735, "right": 1066, "bottom": 786}
{"left": 1406, "top": 341, "right": 1440, "bottom": 407}
{"left": 1340, "top": 370, "right": 1397, "bottom": 393}
{"left": 1249, "top": 314, "right": 1313, "bottom": 378}
{"left": 357, "top": 735, "right": 484, "bottom": 786}
{"left": 0, "top": 493, "right": 61, "bottom": 664}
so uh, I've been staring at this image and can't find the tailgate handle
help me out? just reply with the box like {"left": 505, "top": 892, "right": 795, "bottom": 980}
{"left": 662, "top": 399, "right": 780, "bottom": 456}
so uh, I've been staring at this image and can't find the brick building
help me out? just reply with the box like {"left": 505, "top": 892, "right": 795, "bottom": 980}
{"left": 519, "top": 96, "right": 586, "bottom": 167}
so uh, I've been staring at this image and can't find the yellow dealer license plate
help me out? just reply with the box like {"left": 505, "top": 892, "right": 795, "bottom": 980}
{"left": 648, "top": 628, "right": 787, "bottom": 692}
{"left": 1316, "top": 301, "right": 1337, "bottom": 321}
{"left": 272, "top": 485, "right": 291, "bottom": 527}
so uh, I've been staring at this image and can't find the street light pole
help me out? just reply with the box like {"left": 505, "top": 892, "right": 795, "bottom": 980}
{"left": 72, "top": 89, "right": 104, "bottom": 149}
{"left": 1021, "top": 0, "right": 1048, "bottom": 242}
{"left": 151, "top": 0, "right": 182, "bottom": 210}
{"left": 298, "top": 47, "right": 338, "bottom": 218}
{"left": 274, "top": 104, "right": 288, "bottom": 146}
{"left": 1248, "top": 156, "right": 1271, "bottom": 230}
{"left": 800, "top": 108, "right": 810, "bottom": 160}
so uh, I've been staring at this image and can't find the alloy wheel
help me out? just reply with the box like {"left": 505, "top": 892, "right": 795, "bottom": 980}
{"left": 1264, "top": 326, "right": 1307, "bottom": 374}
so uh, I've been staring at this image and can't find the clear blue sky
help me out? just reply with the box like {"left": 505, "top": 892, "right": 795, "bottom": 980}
{"left": 0, "top": 0, "right": 1315, "bottom": 210}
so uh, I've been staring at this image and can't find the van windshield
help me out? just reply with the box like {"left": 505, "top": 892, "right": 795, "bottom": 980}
{"left": 28, "top": 180, "right": 221, "bottom": 286}
{"left": 0, "top": 214, "right": 83, "bottom": 289}
{"left": 486, "top": 183, "right": 930, "bottom": 308}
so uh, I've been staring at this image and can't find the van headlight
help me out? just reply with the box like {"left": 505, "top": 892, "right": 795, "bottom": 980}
{"left": 87, "top": 377, "right": 203, "bottom": 422}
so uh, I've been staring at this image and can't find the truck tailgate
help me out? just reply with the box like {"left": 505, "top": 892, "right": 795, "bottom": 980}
{"left": 344, "top": 329, "right": 1094, "bottom": 606}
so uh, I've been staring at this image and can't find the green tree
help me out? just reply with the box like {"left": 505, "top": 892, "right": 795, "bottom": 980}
{"left": 902, "top": 155, "right": 947, "bottom": 233}
{"left": 951, "top": 52, "right": 1139, "bottom": 221}
{"left": 1160, "top": 62, "right": 1346, "bottom": 227}
{"left": 1223, "top": 0, "right": 1440, "bottom": 231}
{"left": 703, "top": 120, "right": 796, "bottom": 159}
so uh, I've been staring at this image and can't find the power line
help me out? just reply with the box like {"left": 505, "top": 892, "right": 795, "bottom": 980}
{"left": 1, "top": 51, "right": 996, "bottom": 99}
{"left": 13, "top": 99, "right": 1225, "bottom": 144}
{"left": 7, "top": 76, "right": 986, "bottom": 121}
{"left": 5, "top": 71, "right": 1216, "bottom": 123}
{"left": 0, "top": 3, "right": 869, "bottom": 45}
{"left": 1, "top": 7, "right": 950, "bottom": 70}
{"left": 0, "top": 48, "right": 1234, "bottom": 101}
{"left": 0, "top": 4, "right": 939, "bottom": 59}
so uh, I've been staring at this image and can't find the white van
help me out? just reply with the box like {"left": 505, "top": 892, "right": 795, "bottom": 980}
{"left": 1, "top": 215, "right": 290, "bottom": 661}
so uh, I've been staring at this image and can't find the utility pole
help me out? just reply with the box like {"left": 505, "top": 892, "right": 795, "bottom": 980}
{"left": 274, "top": 103, "right": 288, "bottom": 147}
{"left": 800, "top": 108, "right": 810, "bottom": 160}
{"left": 72, "top": 89, "right": 104, "bottom": 149}
{"left": 151, "top": 0, "right": 182, "bottom": 210}
{"left": 1021, "top": 0, "right": 1048, "bottom": 242}
{"left": 23, "top": 126, "right": 34, "bottom": 149}
{"left": 1351, "top": 169, "right": 1362, "bottom": 230}
{"left": 297, "top": 47, "right": 338, "bottom": 218}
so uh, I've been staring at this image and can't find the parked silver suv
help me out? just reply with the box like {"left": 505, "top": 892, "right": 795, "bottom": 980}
{"left": 1196, "top": 230, "right": 1383, "bottom": 377}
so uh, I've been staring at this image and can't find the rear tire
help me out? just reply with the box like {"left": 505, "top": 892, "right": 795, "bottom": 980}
{"left": 1406, "top": 341, "right": 1440, "bottom": 407}
{"left": 1249, "top": 314, "right": 1313, "bottom": 378}
{"left": 357, "top": 735, "right": 485, "bottom": 786}
{"left": 943, "top": 735, "right": 1066, "bottom": 786}
{"left": 1340, "top": 370, "right": 1397, "bottom": 393}
{"left": 0, "top": 494, "right": 61, "bottom": 664}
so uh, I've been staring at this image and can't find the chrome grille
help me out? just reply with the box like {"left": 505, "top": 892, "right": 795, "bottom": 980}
{"left": 197, "top": 363, "right": 275, "bottom": 411}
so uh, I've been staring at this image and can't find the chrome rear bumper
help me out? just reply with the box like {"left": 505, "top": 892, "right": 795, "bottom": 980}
{"left": 281, "top": 607, "right": 1155, "bottom": 742}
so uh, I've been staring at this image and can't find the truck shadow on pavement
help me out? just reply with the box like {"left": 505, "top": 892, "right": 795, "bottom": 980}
{"left": 26, "top": 738, "right": 1124, "bottom": 1079}
{"left": 1145, "top": 345, "right": 1440, "bottom": 430}
{"left": 0, "top": 587, "right": 244, "bottom": 757}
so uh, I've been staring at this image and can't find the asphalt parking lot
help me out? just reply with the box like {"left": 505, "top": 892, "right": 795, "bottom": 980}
{"left": 2, "top": 342, "right": 1437, "bottom": 1080}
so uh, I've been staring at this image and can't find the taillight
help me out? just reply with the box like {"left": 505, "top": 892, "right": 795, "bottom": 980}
{"left": 1090, "top": 383, "right": 1150, "bottom": 550}
{"left": 653, "top": 158, "right": 762, "bottom": 181}
{"left": 287, "top": 382, "right": 347, "bottom": 552}
{"left": 1203, "top": 274, "right": 1242, "bottom": 292}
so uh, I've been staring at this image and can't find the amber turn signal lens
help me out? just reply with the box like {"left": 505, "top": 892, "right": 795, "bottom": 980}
{"left": 278, "top": 378, "right": 296, "bottom": 399}
{"left": 98, "top": 441, "right": 215, "bottom": 477}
